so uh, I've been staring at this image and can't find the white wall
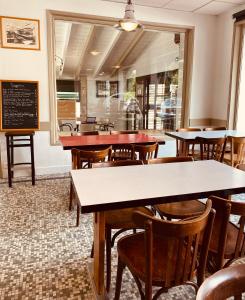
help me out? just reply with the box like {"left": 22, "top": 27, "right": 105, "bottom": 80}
{"left": 212, "top": 4, "right": 245, "bottom": 122}
{"left": 0, "top": 0, "right": 219, "bottom": 175}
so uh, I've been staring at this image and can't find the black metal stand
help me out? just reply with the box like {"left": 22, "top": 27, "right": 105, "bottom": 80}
{"left": 5, "top": 131, "right": 35, "bottom": 187}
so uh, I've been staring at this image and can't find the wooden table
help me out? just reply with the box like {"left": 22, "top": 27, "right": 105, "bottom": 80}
{"left": 60, "top": 133, "right": 164, "bottom": 150}
{"left": 71, "top": 160, "right": 245, "bottom": 298}
{"left": 165, "top": 130, "right": 245, "bottom": 156}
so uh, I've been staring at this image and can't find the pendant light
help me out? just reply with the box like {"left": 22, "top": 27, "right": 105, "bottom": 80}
{"left": 115, "top": 0, "right": 143, "bottom": 32}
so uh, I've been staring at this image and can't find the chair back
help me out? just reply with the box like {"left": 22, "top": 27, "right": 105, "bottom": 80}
{"left": 92, "top": 160, "right": 143, "bottom": 168}
{"left": 132, "top": 143, "right": 159, "bottom": 161}
{"left": 176, "top": 128, "right": 201, "bottom": 157}
{"left": 146, "top": 156, "right": 193, "bottom": 164}
{"left": 196, "top": 137, "right": 227, "bottom": 162}
{"left": 196, "top": 264, "right": 245, "bottom": 300}
{"left": 79, "top": 131, "right": 99, "bottom": 135}
{"left": 110, "top": 130, "right": 139, "bottom": 135}
{"left": 133, "top": 199, "right": 215, "bottom": 289}
{"left": 230, "top": 136, "right": 245, "bottom": 167}
{"left": 203, "top": 127, "right": 227, "bottom": 131}
{"left": 206, "top": 196, "right": 231, "bottom": 270}
{"left": 71, "top": 146, "right": 112, "bottom": 169}
{"left": 230, "top": 201, "right": 245, "bottom": 260}
{"left": 237, "top": 164, "right": 245, "bottom": 171}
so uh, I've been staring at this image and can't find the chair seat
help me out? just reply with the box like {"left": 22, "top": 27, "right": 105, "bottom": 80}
{"left": 155, "top": 200, "right": 205, "bottom": 219}
{"left": 117, "top": 232, "right": 194, "bottom": 286}
{"left": 105, "top": 207, "right": 153, "bottom": 228}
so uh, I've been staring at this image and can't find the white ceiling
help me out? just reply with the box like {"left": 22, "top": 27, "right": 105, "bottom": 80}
{"left": 102, "top": 0, "right": 245, "bottom": 15}
{"left": 55, "top": 21, "right": 179, "bottom": 80}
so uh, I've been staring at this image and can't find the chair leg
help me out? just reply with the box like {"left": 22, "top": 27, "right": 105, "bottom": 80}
{"left": 106, "top": 227, "right": 112, "bottom": 292}
{"left": 90, "top": 242, "right": 94, "bottom": 258}
{"left": 69, "top": 180, "right": 73, "bottom": 210}
{"left": 76, "top": 203, "right": 80, "bottom": 227}
{"left": 114, "top": 257, "right": 125, "bottom": 300}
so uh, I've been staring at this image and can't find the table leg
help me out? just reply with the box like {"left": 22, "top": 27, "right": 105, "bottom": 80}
{"left": 93, "top": 211, "right": 105, "bottom": 296}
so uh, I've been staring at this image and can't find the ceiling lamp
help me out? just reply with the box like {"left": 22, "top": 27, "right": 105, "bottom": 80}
{"left": 115, "top": 0, "right": 143, "bottom": 32}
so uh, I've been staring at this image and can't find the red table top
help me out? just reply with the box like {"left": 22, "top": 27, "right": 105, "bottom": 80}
{"left": 60, "top": 133, "right": 162, "bottom": 150}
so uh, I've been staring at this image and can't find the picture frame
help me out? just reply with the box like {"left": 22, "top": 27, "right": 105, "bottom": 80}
{"left": 110, "top": 81, "right": 119, "bottom": 97}
{"left": 0, "top": 16, "right": 40, "bottom": 50}
{"left": 96, "top": 81, "right": 109, "bottom": 97}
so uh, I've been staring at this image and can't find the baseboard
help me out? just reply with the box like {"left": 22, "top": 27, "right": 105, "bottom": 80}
{"left": 1, "top": 164, "right": 71, "bottom": 179}
{"left": 189, "top": 118, "right": 227, "bottom": 127}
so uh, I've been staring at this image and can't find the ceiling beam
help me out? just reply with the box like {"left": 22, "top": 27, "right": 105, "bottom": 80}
{"left": 58, "top": 22, "right": 72, "bottom": 78}
{"left": 110, "top": 29, "right": 144, "bottom": 78}
{"left": 93, "top": 30, "right": 122, "bottom": 78}
{"left": 74, "top": 25, "right": 95, "bottom": 79}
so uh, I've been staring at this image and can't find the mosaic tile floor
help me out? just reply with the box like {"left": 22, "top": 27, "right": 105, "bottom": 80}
{"left": 0, "top": 176, "right": 244, "bottom": 299}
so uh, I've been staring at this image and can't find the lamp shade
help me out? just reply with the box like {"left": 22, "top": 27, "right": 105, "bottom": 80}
{"left": 115, "top": 0, "right": 143, "bottom": 32}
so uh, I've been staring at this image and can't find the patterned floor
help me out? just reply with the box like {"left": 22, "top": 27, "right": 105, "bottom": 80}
{"left": 0, "top": 176, "right": 244, "bottom": 299}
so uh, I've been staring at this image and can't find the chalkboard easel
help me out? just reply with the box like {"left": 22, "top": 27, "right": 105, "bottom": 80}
{"left": 0, "top": 80, "right": 39, "bottom": 131}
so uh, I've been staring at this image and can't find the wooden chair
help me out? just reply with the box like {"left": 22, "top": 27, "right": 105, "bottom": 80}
{"left": 114, "top": 200, "right": 215, "bottom": 299}
{"left": 110, "top": 130, "right": 139, "bottom": 135}
{"left": 196, "top": 136, "right": 227, "bottom": 162}
{"left": 203, "top": 126, "right": 227, "bottom": 131}
{"left": 92, "top": 160, "right": 154, "bottom": 292}
{"left": 205, "top": 196, "right": 245, "bottom": 272}
{"left": 110, "top": 130, "right": 139, "bottom": 160}
{"left": 196, "top": 264, "right": 245, "bottom": 300}
{"left": 237, "top": 163, "right": 245, "bottom": 171}
{"left": 69, "top": 146, "right": 112, "bottom": 219}
{"left": 224, "top": 136, "right": 245, "bottom": 167}
{"left": 79, "top": 130, "right": 99, "bottom": 135}
{"left": 147, "top": 157, "right": 205, "bottom": 220}
{"left": 176, "top": 127, "right": 201, "bottom": 157}
{"left": 132, "top": 142, "right": 159, "bottom": 161}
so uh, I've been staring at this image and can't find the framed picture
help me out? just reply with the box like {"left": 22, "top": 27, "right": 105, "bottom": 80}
{"left": 0, "top": 16, "right": 40, "bottom": 50}
{"left": 110, "top": 81, "right": 119, "bottom": 97}
{"left": 96, "top": 81, "right": 109, "bottom": 97}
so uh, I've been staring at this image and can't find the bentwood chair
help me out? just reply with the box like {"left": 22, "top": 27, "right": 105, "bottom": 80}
{"left": 92, "top": 159, "right": 154, "bottom": 292}
{"left": 110, "top": 130, "right": 139, "bottom": 160}
{"left": 205, "top": 196, "right": 245, "bottom": 272}
{"left": 132, "top": 142, "right": 159, "bottom": 161}
{"left": 196, "top": 264, "right": 245, "bottom": 300}
{"left": 203, "top": 126, "right": 227, "bottom": 131}
{"left": 176, "top": 127, "right": 201, "bottom": 157}
{"left": 224, "top": 136, "right": 245, "bottom": 167}
{"left": 147, "top": 157, "right": 205, "bottom": 220}
{"left": 237, "top": 164, "right": 245, "bottom": 171}
{"left": 114, "top": 200, "right": 215, "bottom": 300}
{"left": 79, "top": 130, "right": 99, "bottom": 136}
{"left": 197, "top": 136, "right": 227, "bottom": 162}
{"left": 69, "top": 146, "right": 112, "bottom": 226}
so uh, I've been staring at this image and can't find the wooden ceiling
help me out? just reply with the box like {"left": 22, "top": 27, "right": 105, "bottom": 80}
{"left": 55, "top": 21, "right": 163, "bottom": 80}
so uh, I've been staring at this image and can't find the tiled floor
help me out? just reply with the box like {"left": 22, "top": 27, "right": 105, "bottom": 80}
{"left": 0, "top": 176, "right": 244, "bottom": 299}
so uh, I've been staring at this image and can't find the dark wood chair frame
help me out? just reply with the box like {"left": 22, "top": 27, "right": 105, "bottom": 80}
{"left": 176, "top": 128, "right": 202, "bottom": 157}
{"left": 196, "top": 264, "right": 245, "bottom": 300}
{"left": 147, "top": 157, "right": 205, "bottom": 220}
{"left": 196, "top": 136, "right": 227, "bottom": 162}
{"left": 110, "top": 130, "right": 139, "bottom": 160}
{"left": 114, "top": 200, "right": 215, "bottom": 300}
{"left": 207, "top": 196, "right": 245, "bottom": 272}
{"left": 91, "top": 159, "right": 154, "bottom": 292}
{"left": 132, "top": 143, "right": 159, "bottom": 162}
{"left": 203, "top": 127, "right": 227, "bottom": 131}
{"left": 69, "top": 146, "right": 112, "bottom": 226}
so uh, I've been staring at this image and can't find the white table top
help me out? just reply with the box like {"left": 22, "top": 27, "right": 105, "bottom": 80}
{"left": 165, "top": 130, "right": 245, "bottom": 141}
{"left": 71, "top": 160, "right": 245, "bottom": 213}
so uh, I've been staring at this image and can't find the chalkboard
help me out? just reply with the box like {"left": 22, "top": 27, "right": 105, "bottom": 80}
{"left": 0, "top": 80, "right": 39, "bottom": 131}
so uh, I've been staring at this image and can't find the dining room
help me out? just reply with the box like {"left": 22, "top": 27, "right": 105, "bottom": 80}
{"left": 1, "top": 0, "right": 245, "bottom": 299}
